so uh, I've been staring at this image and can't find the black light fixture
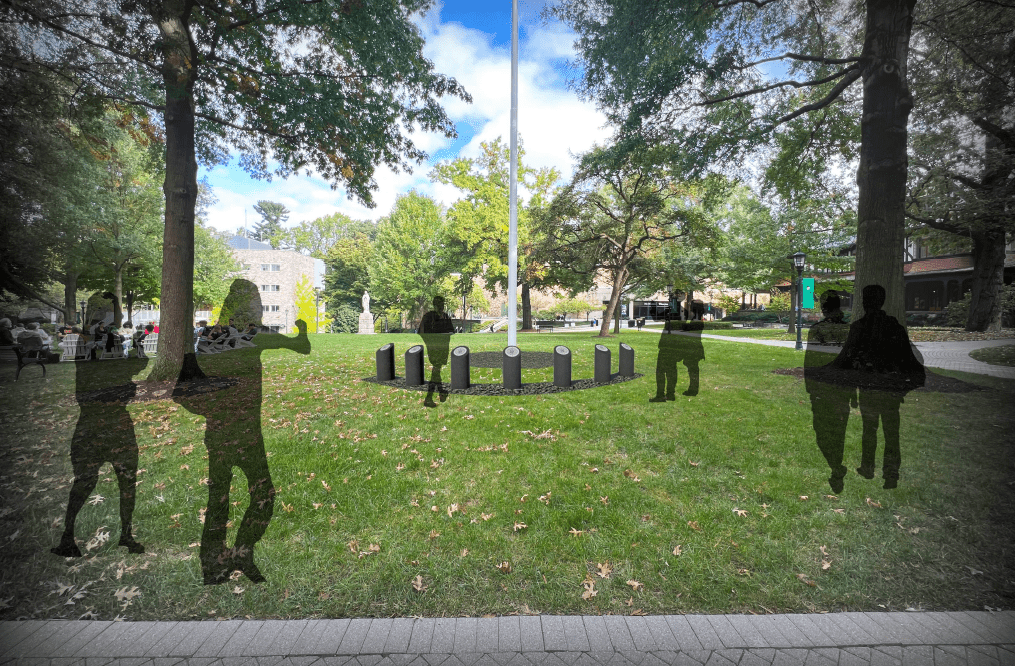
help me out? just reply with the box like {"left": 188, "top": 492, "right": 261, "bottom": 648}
{"left": 790, "top": 252, "right": 806, "bottom": 350}
{"left": 80, "top": 300, "right": 86, "bottom": 326}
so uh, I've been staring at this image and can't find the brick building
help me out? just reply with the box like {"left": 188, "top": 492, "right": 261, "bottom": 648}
{"left": 225, "top": 236, "right": 325, "bottom": 333}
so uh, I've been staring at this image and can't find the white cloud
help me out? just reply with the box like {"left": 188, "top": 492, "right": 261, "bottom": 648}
{"left": 201, "top": 6, "right": 609, "bottom": 235}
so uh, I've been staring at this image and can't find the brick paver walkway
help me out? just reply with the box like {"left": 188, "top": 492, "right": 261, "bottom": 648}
{"left": 2, "top": 611, "right": 1013, "bottom": 665}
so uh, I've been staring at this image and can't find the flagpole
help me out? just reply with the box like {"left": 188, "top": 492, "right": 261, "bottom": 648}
{"left": 507, "top": 0, "right": 519, "bottom": 346}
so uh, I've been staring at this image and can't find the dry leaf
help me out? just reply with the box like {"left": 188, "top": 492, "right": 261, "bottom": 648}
{"left": 481, "top": 513, "right": 493, "bottom": 521}
{"left": 832, "top": 508, "right": 845, "bottom": 514}
{"left": 322, "top": 480, "right": 331, "bottom": 492}
{"left": 513, "top": 522, "right": 527, "bottom": 532}
{"left": 600, "top": 496, "right": 609, "bottom": 505}
{"left": 689, "top": 460, "right": 700, "bottom": 467}
{"left": 447, "top": 503, "right": 459, "bottom": 517}
{"left": 687, "top": 521, "right": 700, "bottom": 531}
{"left": 496, "top": 561, "right": 512, "bottom": 573}
{"left": 580, "top": 579, "right": 597, "bottom": 600}
{"left": 596, "top": 562, "right": 613, "bottom": 578}
{"left": 347, "top": 540, "right": 359, "bottom": 553}
{"left": 799, "top": 495, "right": 809, "bottom": 501}
{"left": 733, "top": 508, "right": 747, "bottom": 517}
{"left": 569, "top": 528, "right": 584, "bottom": 536}
{"left": 672, "top": 545, "right": 682, "bottom": 556}
{"left": 626, "top": 579, "right": 644, "bottom": 591}
{"left": 819, "top": 545, "right": 828, "bottom": 556}
{"left": 821, "top": 560, "right": 832, "bottom": 570}
{"left": 114, "top": 586, "right": 141, "bottom": 603}
{"left": 630, "top": 608, "right": 647, "bottom": 616}
{"left": 866, "top": 497, "right": 882, "bottom": 508}
{"left": 796, "top": 573, "right": 817, "bottom": 587}
{"left": 520, "top": 494, "right": 528, "bottom": 503}
{"left": 428, "top": 530, "right": 440, "bottom": 539}
{"left": 460, "top": 548, "right": 469, "bottom": 557}
{"left": 88, "top": 494, "right": 105, "bottom": 506}
{"left": 412, "top": 575, "right": 426, "bottom": 592}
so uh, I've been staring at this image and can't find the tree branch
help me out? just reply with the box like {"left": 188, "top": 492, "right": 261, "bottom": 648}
{"left": 698, "top": 64, "right": 859, "bottom": 106}
{"left": 767, "top": 67, "right": 861, "bottom": 127}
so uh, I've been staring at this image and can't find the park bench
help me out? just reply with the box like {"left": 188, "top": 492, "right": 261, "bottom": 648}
{"left": 534, "top": 320, "right": 556, "bottom": 332}
{"left": 0, "top": 343, "right": 47, "bottom": 380}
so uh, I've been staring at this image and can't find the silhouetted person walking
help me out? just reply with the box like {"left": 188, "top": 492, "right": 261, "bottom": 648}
{"left": 804, "top": 291, "right": 855, "bottom": 493}
{"left": 174, "top": 279, "right": 310, "bottom": 584}
{"left": 650, "top": 319, "right": 704, "bottom": 400}
{"left": 52, "top": 294, "right": 147, "bottom": 558}
{"left": 832, "top": 284, "right": 924, "bottom": 489}
{"left": 419, "top": 295, "right": 454, "bottom": 407}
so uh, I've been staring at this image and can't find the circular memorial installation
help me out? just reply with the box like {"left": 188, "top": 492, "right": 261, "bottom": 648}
{"left": 363, "top": 345, "right": 641, "bottom": 396}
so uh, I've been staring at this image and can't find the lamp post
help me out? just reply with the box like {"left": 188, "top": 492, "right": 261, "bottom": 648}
{"left": 666, "top": 284, "right": 674, "bottom": 320}
{"left": 791, "top": 252, "right": 806, "bottom": 350}
{"left": 80, "top": 300, "right": 86, "bottom": 326}
{"left": 314, "top": 288, "right": 320, "bottom": 334}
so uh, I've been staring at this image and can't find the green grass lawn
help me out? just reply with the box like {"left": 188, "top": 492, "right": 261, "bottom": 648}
{"left": 1, "top": 331, "right": 1013, "bottom": 620}
{"left": 970, "top": 344, "right": 1015, "bottom": 367}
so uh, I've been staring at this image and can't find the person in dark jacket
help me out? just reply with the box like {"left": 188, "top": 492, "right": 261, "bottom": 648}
{"left": 832, "top": 284, "right": 925, "bottom": 489}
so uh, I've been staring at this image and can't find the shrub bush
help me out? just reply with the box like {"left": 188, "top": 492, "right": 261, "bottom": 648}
{"left": 331, "top": 303, "right": 360, "bottom": 333}
{"left": 945, "top": 295, "right": 971, "bottom": 327}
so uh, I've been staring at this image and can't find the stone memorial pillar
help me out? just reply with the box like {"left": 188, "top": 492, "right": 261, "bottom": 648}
{"left": 619, "top": 343, "right": 635, "bottom": 377}
{"left": 503, "top": 346, "right": 521, "bottom": 390}
{"left": 405, "top": 345, "right": 424, "bottom": 386}
{"left": 376, "top": 343, "right": 394, "bottom": 381}
{"left": 553, "top": 345, "right": 571, "bottom": 388}
{"left": 358, "top": 290, "right": 375, "bottom": 334}
{"left": 594, "top": 344, "right": 611, "bottom": 384}
{"left": 450, "top": 346, "right": 470, "bottom": 390}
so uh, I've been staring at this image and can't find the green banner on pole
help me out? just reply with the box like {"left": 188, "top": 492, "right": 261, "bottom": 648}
{"left": 801, "top": 278, "right": 815, "bottom": 309}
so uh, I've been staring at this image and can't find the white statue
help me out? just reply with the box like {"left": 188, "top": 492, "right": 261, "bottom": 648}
{"left": 362, "top": 291, "right": 371, "bottom": 313}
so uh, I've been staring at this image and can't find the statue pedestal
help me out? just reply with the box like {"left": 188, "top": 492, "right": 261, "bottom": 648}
{"left": 358, "top": 312, "right": 375, "bottom": 334}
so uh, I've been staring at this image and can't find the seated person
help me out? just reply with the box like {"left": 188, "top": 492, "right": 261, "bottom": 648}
{"left": 104, "top": 324, "right": 124, "bottom": 354}
{"left": 132, "top": 325, "right": 148, "bottom": 357}
{"left": 11, "top": 321, "right": 26, "bottom": 340}
{"left": 121, "top": 323, "right": 134, "bottom": 355}
{"left": 18, "top": 324, "right": 61, "bottom": 362}
{"left": 0, "top": 318, "right": 16, "bottom": 345}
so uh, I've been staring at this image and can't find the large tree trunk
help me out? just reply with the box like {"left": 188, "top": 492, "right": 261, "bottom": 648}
{"left": 853, "top": 0, "right": 916, "bottom": 325}
{"left": 63, "top": 267, "right": 78, "bottom": 324}
{"left": 521, "top": 283, "right": 532, "bottom": 330}
{"left": 684, "top": 290, "right": 693, "bottom": 322}
{"left": 147, "top": 0, "right": 204, "bottom": 381}
{"left": 966, "top": 225, "right": 1005, "bottom": 332}
{"left": 599, "top": 270, "right": 626, "bottom": 337}
{"left": 112, "top": 267, "right": 124, "bottom": 326}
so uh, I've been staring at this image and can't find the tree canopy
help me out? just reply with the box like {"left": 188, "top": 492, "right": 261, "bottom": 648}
{"left": 252, "top": 200, "right": 290, "bottom": 248}
{"left": 5, "top": 0, "right": 471, "bottom": 379}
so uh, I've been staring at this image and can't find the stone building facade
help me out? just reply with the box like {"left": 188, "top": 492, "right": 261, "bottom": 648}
{"left": 226, "top": 236, "right": 325, "bottom": 333}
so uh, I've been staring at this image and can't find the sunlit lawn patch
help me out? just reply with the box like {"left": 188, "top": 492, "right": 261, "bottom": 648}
{"left": 0, "top": 331, "right": 1012, "bottom": 620}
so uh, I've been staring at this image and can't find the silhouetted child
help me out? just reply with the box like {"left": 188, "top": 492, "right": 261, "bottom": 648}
{"left": 419, "top": 295, "right": 454, "bottom": 407}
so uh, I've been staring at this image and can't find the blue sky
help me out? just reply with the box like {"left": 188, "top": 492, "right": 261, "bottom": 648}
{"left": 201, "top": 0, "right": 610, "bottom": 235}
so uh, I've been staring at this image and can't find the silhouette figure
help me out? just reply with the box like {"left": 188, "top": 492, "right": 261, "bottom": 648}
{"left": 650, "top": 319, "right": 704, "bottom": 401}
{"left": 174, "top": 279, "right": 310, "bottom": 584}
{"left": 52, "top": 293, "right": 148, "bottom": 557}
{"left": 832, "top": 284, "right": 924, "bottom": 489}
{"left": 418, "top": 295, "right": 454, "bottom": 407}
{"left": 804, "top": 291, "right": 855, "bottom": 493}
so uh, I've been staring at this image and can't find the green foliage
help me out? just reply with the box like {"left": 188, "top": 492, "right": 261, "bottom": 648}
{"left": 279, "top": 213, "right": 376, "bottom": 259}
{"left": 330, "top": 303, "right": 360, "bottom": 334}
{"left": 549, "top": 297, "right": 599, "bottom": 318}
{"left": 194, "top": 220, "right": 241, "bottom": 311}
{"left": 946, "top": 294, "right": 971, "bottom": 328}
{"left": 218, "top": 279, "right": 262, "bottom": 327}
{"left": 325, "top": 232, "right": 374, "bottom": 310}
{"left": 716, "top": 293, "right": 743, "bottom": 318}
{"left": 368, "top": 191, "right": 452, "bottom": 324}
{"left": 252, "top": 201, "right": 290, "bottom": 248}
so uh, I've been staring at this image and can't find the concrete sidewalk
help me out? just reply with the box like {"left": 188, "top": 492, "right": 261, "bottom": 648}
{"left": 640, "top": 329, "right": 1015, "bottom": 379}
{"left": 2, "top": 611, "right": 1013, "bottom": 665}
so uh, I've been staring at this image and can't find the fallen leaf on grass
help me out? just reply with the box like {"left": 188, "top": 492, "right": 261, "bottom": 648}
{"left": 821, "top": 560, "right": 832, "bottom": 570}
{"left": 429, "top": 530, "right": 440, "bottom": 539}
{"left": 88, "top": 494, "right": 105, "bottom": 506}
{"left": 626, "top": 579, "right": 644, "bottom": 591}
{"left": 630, "top": 608, "right": 647, "bottom": 616}
{"left": 481, "top": 513, "right": 493, "bottom": 521}
{"left": 672, "top": 545, "right": 682, "bottom": 556}
{"left": 513, "top": 522, "right": 527, "bottom": 532}
{"left": 447, "top": 503, "right": 459, "bottom": 517}
{"left": 460, "top": 548, "right": 469, "bottom": 557}
{"left": 496, "top": 561, "right": 512, "bottom": 573}
{"left": 581, "top": 578, "right": 597, "bottom": 600}
{"left": 412, "top": 575, "right": 426, "bottom": 592}
{"left": 866, "top": 497, "right": 882, "bottom": 508}
{"left": 689, "top": 460, "right": 700, "bottom": 467}
{"left": 623, "top": 469, "right": 641, "bottom": 482}
{"left": 733, "top": 508, "right": 747, "bottom": 517}
{"left": 114, "top": 586, "right": 141, "bottom": 604}
{"left": 966, "top": 566, "right": 983, "bottom": 576}
{"left": 569, "top": 528, "right": 585, "bottom": 536}
{"left": 796, "top": 573, "right": 817, "bottom": 587}
{"left": 832, "top": 508, "right": 845, "bottom": 514}
{"left": 687, "top": 521, "right": 700, "bottom": 531}
{"left": 799, "top": 495, "right": 809, "bottom": 501}
{"left": 233, "top": 586, "right": 244, "bottom": 595}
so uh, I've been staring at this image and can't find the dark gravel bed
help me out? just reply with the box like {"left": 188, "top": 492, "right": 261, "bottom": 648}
{"left": 467, "top": 351, "right": 554, "bottom": 369}
{"left": 362, "top": 372, "right": 643, "bottom": 396}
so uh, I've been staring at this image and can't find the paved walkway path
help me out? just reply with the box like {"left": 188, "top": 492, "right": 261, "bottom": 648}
{"left": 633, "top": 329, "right": 1015, "bottom": 379}
{"left": 2, "top": 611, "right": 1013, "bottom": 665}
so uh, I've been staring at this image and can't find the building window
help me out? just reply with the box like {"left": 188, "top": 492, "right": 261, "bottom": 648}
{"left": 262, "top": 305, "right": 280, "bottom": 312}
{"left": 261, "top": 264, "right": 281, "bottom": 271}
{"left": 261, "top": 284, "right": 280, "bottom": 292}
{"left": 240, "top": 263, "right": 251, "bottom": 270}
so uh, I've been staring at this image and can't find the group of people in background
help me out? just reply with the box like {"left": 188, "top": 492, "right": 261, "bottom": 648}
{"left": 193, "top": 318, "right": 259, "bottom": 353}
